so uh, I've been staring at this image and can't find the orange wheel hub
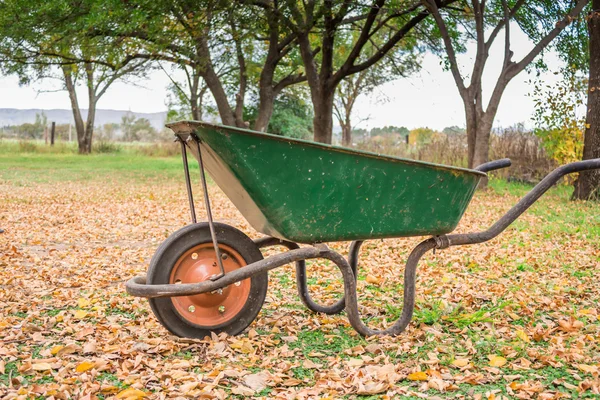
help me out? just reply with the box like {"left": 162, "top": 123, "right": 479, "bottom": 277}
{"left": 169, "top": 243, "right": 250, "bottom": 327}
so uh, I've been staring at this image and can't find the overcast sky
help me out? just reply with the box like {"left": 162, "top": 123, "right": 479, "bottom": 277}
{"left": 0, "top": 23, "right": 564, "bottom": 131}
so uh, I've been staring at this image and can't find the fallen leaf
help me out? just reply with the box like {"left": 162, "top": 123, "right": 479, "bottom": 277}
{"left": 407, "top": 371, "right": 428, "bottom": 381}
{"left": 357, "top": 381, "right": 388, "bottom": 394}
{"left": 73, "top": 310, "right": 88, "bottom": 319}
{"left": 452, "top": 358, "right": 470, "bottom": 367}
{"left": 243, "top": 371, "right": 268, "bottom": 392}
{"left": 488, "top": 355, "right": 507, "bottom": 367}
{"left": 116, "top": 388, "right": 148, "bottom": 399}
{"left": 516, "top": 329, "right": 530, "bottom": 342}
{"left": 78, "top": 298, "right": 90, "bottom": 308}
{"left": 32, "top": 363, "right": 53, "bottom": 371}
{"left": 76, "top": 361, "right": 95, "bottom": 373}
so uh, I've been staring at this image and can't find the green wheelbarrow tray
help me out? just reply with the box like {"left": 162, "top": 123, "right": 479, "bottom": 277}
{"left": 167, "top": 121, "right": 486, "bottom": 243}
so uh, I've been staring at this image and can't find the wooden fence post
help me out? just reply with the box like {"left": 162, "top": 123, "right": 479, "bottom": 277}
{"left": 50, "top": 122, "right": 56, "bottom": 146}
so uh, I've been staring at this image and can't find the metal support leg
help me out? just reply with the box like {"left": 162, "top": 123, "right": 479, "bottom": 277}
{"left": 255, "top": 237, "right": 360, "bottom": 315}
{"left": 323, "top": 239, "right": 437, "bottom": 336}
{"left": 188, "top": 135, "right": 225, "bottom": 281}
{"left": 178, "top": 137, "right": 197, "bottom": 224}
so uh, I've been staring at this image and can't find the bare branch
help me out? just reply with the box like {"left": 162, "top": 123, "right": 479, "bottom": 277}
{"left": 421, "top": 0, "right": 466, "bottom": 96}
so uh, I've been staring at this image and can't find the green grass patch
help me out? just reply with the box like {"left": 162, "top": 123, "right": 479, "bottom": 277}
{"left": 289, "top": 328, "right": 365, "bottom": 358}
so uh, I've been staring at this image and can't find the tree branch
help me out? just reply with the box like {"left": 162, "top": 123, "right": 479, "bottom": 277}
{"left": 421, "top": 0, "right": 466, "bottom": 97}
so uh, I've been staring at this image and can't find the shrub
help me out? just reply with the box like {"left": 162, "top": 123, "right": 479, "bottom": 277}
{"left": 94, "top": 141, "right": 122, "bottom": 154}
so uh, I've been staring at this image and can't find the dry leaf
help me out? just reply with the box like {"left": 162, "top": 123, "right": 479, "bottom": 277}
{"left": 407, "top": 371, "right": 428, "bottom": 381}
{"left": 516, "top": 329, "right": 530, "bottom": 342}
{"left": 116, "top": 388, "right": 148, "bottom": 399}
{"left": 32, "top": 363, "right": 53, "bottom": 371}
{"left": 243, "top": 372, "right": 268, "bottom": 392}
{"left": 73, "top": 310, "right": 88, "bottom": 319}
{"left": 75, "top": 361, "right": 95, "bottom": 373}
{"left": 488, "top": 355, "right": 507, "bottom": 367}
{"left": 77, "top": 298, "right": 90, "bottom": 308}
{"left": 452, "top": 358, "right": 470, "bottom": 367}
{"left": 357, "top": 381, "right": 388, "bottom": 394}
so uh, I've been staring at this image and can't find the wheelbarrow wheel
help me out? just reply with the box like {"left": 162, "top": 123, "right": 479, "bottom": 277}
{"left": 147, "top": 222, "right": 268, "bottom": 339}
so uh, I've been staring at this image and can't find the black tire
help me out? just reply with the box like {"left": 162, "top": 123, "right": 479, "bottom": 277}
{"left": 147, "top": 222, "right": 268, "bottom": 338}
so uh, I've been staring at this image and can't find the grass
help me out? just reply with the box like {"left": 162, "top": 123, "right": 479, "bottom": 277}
{"left": 488, "top": 177, "right": 600, "bottom": 243}
{"left": 0, "top": 139, "right": 189, "bottom": 184}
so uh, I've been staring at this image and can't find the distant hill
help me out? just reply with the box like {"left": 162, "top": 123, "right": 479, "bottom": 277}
{"left": 0, "top": 108, "right": 168, "bottom": 130}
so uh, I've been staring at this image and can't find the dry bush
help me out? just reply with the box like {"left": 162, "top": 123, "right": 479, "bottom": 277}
{"left": 356, "top": 127, "right": 555, "bottom": 183}
{"left": 134, "top": 141, "right": 180, "bottom": 157}
{"left": 489, "top": 127, "right": 556, "bottom": 183}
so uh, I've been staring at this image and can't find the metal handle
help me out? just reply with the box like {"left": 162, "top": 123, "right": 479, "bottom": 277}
{"left": 474, "top": 158, "right": 512, "bottom": 173}
{"left": 441, "top": 158, "right": 600, "bottom": 247}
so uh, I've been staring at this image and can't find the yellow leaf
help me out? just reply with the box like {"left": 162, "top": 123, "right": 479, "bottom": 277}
{"left": 407, "top": 371, "right": 428, "bottom": 381}
{"left": 116, "top": 388, "right": 148, "bottom": 399}
{"left": 452, "top": 358, "right": 470, "bottom": 367}
{"left": 488, "top": 355, "right": 507, "bottom": 367}
{"left": 78, "top": 298, "right": 90, "bottom": 308}
{"left": 516, "top": 329, "right": 530, "bottom": 342}
{"left": 73, "top": 310, "right": 88, "bottom": 319}
{"left": 366, "top": 274, "right": 381, "bottom": 285}
{"left": 50, "top": 345, "right": 64, "bottom": 355}
{"left": 76, "top": 361, "right": 95, "bottom": 373}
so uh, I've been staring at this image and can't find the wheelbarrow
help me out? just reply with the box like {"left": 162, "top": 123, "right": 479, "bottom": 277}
{"left": 126, "top": 121, "right": 600, "bottom": 338}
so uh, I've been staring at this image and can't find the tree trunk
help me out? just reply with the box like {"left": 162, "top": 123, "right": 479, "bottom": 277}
{"left": 254, "top": 63, "right": 276, "bottom": 132}
{"left": 84, "top": 101, "right": 96, "bottom": 154}
{"left": 464, "top": 102, "right": 477, "bottom": 168}
{"left": 62, "top": 66, "right": 88, "bottom": 154}
{"left": 341, "top": 123, "right": 352, "bottom": 147}
{"left": 254, "top": 90, "right": 275, "bottom": 132}
{"left": 472, "top": 116, "right": 493, "bottom": 168}
{"left": 572, "top": 6, "right": 600, "bottom": 200}
{"left": 190, "top": 72, "right": 201, "bottom": 120}
{"left": 312, "top": 88, "right": 335, "bottom": 144}
{"left": 341, "top": 109, "right": 352, "bottom": 147}
{"left": 190, "top": 93, "right": 201, "bottom": 120}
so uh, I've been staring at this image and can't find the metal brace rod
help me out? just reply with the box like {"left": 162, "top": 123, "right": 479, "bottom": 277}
{"left": 188, "top": 135, "right": 226, "bottom": 280}
{"left": 177, "top": 136, "right": 197, "bottom": 224}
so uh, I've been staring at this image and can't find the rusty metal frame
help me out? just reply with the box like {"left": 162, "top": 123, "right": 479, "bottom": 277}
{"left": 126, "top": 157, "right": 600, "bottom": 336}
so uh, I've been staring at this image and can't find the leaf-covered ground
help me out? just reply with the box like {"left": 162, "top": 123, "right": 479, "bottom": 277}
{"left": 1, "top": 153, "right": 599, "bottom": 399}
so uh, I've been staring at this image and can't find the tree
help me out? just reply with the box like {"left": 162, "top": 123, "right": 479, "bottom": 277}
{"left": 532, "top": 70, "right": 586, "bottom": 167}
{"left": 245, "top": 90, "right": 314, "bottom": 139}
{"left": 371, "top": 125, "right": 410, "bottom": 137}
{"left": 442, "top": 126, "right": 466, "bottom": 136}
{"left": 334, "top": 71, "right": 370, "bottom": 146}
{"left": 333, "top": 34, "right": 420, "bottom": 146}
{"left": 120, "top": 112, "right": 137, "bottom": 142}
{"left": 88, "top": 0, "right": 305, "bottom": 131}
{"left": 422, "top": 0, "right": 590, "bottom": 169}
{"left": 281, "top": 0, "right": 456, "bottom": 144}
{"left": 573, "top": 3, "right": 600, "bottom": 200}
{"left": 408, "top": 127, "right": 436, "bottom": 145}
{"left": 163, "top": 65, "right": 210, "bottom": 122}
{"left": 0, "top": 0, "right": 149, "bottom": 154}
